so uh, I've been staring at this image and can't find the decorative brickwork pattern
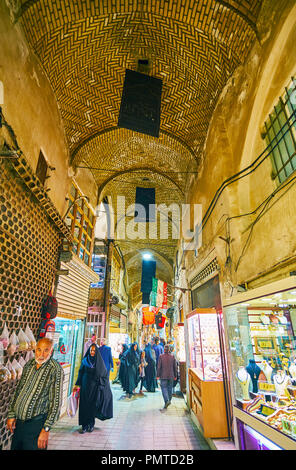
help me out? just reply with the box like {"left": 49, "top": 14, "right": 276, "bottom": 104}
{"left": 0, "top": 159, "right": 62, "bottom": 449}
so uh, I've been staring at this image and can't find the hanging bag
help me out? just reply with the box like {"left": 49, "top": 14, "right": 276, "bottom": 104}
{"left": 66, "top": 390, "right": 79, "bottom": 418}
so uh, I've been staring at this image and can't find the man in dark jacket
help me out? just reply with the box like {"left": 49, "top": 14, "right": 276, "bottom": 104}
{"left": 98, "top": 339, "right": 114, "bottom": 378}
{"left": 156, "top": 344, "right": 178, "bottom": 409}
{"left": 152, "top": 337, "right": 164, "bottom": 367}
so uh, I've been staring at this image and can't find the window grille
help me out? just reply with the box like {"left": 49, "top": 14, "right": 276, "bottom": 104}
{"left": 263, "top": 77, "right": 296, "bottom": 184}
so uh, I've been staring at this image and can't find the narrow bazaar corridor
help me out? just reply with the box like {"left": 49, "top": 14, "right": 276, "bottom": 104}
{"left": 47, "top": 383, "right": 214, "bottom": 451}
{"left": 1, "top": 0, "right": 296, "bottom": 455}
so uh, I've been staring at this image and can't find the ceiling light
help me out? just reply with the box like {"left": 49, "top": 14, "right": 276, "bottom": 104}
{"left": 142, "top": 252, "right": 152, "bottom": 260}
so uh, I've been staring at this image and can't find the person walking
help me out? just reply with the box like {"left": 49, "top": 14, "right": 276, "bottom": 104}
{"left": 98, "top": 338, "right": 114, "bottom": 378}
{"left": 124, "top": 342, "right": 140, "bottom": 398}
{"left": 73, "top": 344, "right": 113, "bottom": 434}
{"left": 138, "top": 350, "right": 148, "bottom": 395}
{"left": 112, "top": 343, "right": 128, "bottom": 385}
{"left": 118, "top": 343, "right": 129, "bottom": 390}
{"left": 156, "top": 344, "right": 178, "bottom": 409}
{"left": 6, "top": 338, "right": 64, "bottom": 450}
{"left": 83, "top": 333, "right": 97, "bottom": 356}
{"left": 152, "top": 337, "right": 164, "bottom": 367}
{"left": 143, "top": 342, "right": 157, "bottom": 392}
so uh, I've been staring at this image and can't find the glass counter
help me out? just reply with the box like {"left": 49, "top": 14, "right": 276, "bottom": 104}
{"left": 53, "top": 317, "right": 85, "bottom": 393}
{"left": 173, "top": 323, "right": 186, "bottom": 362}
{"left": 224, "top": 281, "right": 296, "bottom": 446}
{"left": 187, "top": 309, "right": 223, "bottom": 381}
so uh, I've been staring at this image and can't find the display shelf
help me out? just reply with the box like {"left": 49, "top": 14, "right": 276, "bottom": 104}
{"left": 186, "top": 308, "right": 229, "bottom": 438}
{"left": 187, "top": 309, "right": 223, "bottom": 381}
{"left": 188, "top": 368, "right": 229, "bottom": 438}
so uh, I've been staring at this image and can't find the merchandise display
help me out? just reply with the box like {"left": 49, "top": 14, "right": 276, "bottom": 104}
{"left": 186, "top": 308, "right": 230, "bottom": 438}
{"left": 224, "top": 279, "right": 296, "bottom": 447}
{"left": 236, "top": 367, "right": 251, "bottom": 401}
{"left": 173, "top": 323, "right": 186, "bottom": 362}
{"left": 109, "top": 332, "right": 129, "bottom": 359}
{"left": 187, "top": 310, "right": 223, "bottom": 381}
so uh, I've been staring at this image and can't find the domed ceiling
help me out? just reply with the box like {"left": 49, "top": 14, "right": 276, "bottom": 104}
{"left": 16, "top": 0, "right": 263, "bottom": 305}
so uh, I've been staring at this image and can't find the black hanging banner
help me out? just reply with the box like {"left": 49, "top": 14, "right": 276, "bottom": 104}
{"left": 118, "top": 69, "right": 162, "bottom": 137}
{"left": 135, "top": 187, "right": 155, "bottom": 222}
{"left": 141, "top": 259, "right": 156, "bottom": 294}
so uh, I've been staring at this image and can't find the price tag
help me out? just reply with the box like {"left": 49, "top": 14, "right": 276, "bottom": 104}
{"left": 258, "top": 382, "right": 276, "bottom": 392}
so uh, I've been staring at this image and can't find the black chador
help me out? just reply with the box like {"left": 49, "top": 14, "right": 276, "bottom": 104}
{"left": 75, "top": 345, "right": 113, "bottom": 431}
{"left": 143, "top": 343, "right": 157, "bottom": 392}
{"left": 118, "top": 343, "right": 129, "bottom": 392}
{"left": 124, "top": 342, "right": 140, "bottom": 396}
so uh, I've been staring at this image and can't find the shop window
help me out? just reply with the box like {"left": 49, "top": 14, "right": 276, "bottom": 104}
{"left": 66, "top": 182, "right": 95, "bottom": 267}
{"left": 264, "top": 78, "right": 296, "bottom": 184}
{"left": 224, "top": 283, "right": 296, "bottom": 446}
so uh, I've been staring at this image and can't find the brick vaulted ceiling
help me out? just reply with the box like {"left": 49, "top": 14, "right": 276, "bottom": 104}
{"left": 16, "top": 0, "right": 263, "bottom": 304}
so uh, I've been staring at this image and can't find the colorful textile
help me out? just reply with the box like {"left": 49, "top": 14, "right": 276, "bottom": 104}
{"left": 150, "top": 278, "right": 168, "bottom": 308}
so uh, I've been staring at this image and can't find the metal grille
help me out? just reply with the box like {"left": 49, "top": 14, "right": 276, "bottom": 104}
{"left": 0, "top": 159, "right": 62, "bottom": 450}
{"left": 189, "top": 258, "right": 219, "bottom": 289}
{"left": 264, "top": 77, "right": 296, "bottom": 184}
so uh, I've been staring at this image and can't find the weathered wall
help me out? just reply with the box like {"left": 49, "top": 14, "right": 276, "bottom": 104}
{"left": 0, "top": 1, "right": 98, "bottom": 215}
{"left": 184, "top": 0, "right": 296, "bottom": 297}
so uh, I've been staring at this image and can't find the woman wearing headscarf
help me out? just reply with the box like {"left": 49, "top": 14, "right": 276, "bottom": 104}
{"left": 143, "top": 342, "right": 157, "bottom": 392}
{"left": 73, "top": 344, "right": 113, "bottom": 434}
{"left": 124, "top": 342, "right": 140, "bottom": 398}
{"left": 118, "top": 343, "right": 129, "bottom": 391}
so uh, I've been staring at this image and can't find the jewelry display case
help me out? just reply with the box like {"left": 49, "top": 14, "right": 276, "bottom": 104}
{"left": 173, "top": 323, "right": 186, "bottom": 393}
{"left": 224, "top": 276, "right": 296, "bottom": 450}
{"left": 173, "top": 323, "right": 186, "bottom": 362}
{"left": 108, "top": 328, "right": 130, "bottom": 382}
{"left": 187, "top": 309, "right": 223, "bottom": 381}
{"left": 186, "top": 309, "right": 229, "bottom": 438}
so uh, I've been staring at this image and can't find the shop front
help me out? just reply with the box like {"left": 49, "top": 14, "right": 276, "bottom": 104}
{"left": 54, "top": 256, "right": 100, "bottom": 415}
{"left": 223, "top": 276, "right": 296, "bottom": 450}
{"left": 186, "top": 308, "right": 230, "bottom": 438}
{"left": 185, "top": 271, "right": 232, "bottom": 440}
{"left": 53, "top": 316, "right": 85, "bottom": 415}
{"left": 109, "top": 326, "right": 130, "bottom": 382}
{"left": 173, "top": 322, "right": 186, "bottom": 393}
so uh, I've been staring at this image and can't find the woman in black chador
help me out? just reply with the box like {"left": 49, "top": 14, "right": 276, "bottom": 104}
{"left": 118, "top": 343, "right": 129, "bottom": 392}
{"left": 73, "top": 344, "right": 113, "bottom": 434}
{"left": 124, "top": 342, "right": 141, "bottom": 398}
{"left": 143, "top": 343, "right": 157, "bottom": 392}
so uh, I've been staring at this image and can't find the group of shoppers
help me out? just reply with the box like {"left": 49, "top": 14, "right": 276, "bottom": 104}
{"left": 117, "top": 337, "right": 178, "bottom": 409}
{"left": 6, "top": 336, "right": 114, "bottom": 449}
{"left": 6, "top": 334, "right": 177, "bottom": 450}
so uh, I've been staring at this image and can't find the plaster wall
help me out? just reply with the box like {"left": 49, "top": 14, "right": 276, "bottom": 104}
{"left": 0, "top": 1, "right": 98, "bottom": 216}
{"left": 185, "top": 0, "right": 296, "bottom": 292}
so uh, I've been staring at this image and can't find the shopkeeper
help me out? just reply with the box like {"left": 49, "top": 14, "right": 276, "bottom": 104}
{"left": 6, "top": 338, "right": 64, "bottom": 450}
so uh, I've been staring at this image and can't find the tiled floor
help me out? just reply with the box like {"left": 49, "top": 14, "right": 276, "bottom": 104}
{"left": 48, "top": 383, "right": 211, "bottom": 450}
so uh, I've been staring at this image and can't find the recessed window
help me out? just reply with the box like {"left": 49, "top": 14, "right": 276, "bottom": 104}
{"left": 36, "top": 150, "right": 48, "bottom": 185}
{"left": 264, "top": 78, "right": 296, "bottom": 184}
{"left": 66, "top": 182, "right": 95, "bottom": 267}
